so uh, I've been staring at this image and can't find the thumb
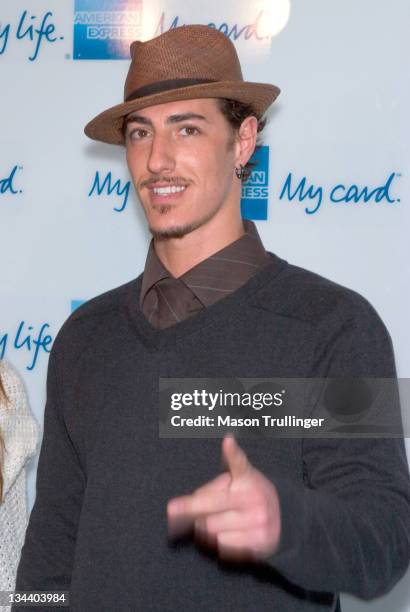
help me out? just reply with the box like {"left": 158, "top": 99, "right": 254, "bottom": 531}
{"left": 222, "top": 435, "right": 251, "bottom": 480}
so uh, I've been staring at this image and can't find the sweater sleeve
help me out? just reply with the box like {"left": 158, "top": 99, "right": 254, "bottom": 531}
{"left": 0, "top": 362, "right": 38, "bottom": 498}
{"left": 266, "top": 304, "right": 410, "bottom": 598}
{"left": 13, "top": 346, "right": 85, "bottom": 609}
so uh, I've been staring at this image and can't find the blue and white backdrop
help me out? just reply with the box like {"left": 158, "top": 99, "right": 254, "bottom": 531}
{"left": 1, "top": 2, "right": 409, "bottom": 610}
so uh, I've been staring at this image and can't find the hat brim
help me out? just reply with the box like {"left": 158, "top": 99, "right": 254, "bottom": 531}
{"left": 84, "top": 81, "right": 280, "bottom": 145}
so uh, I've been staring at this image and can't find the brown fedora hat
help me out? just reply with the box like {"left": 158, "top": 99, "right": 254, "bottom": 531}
{"left": 84, "top": 24, "right": 280, "bottom": 145}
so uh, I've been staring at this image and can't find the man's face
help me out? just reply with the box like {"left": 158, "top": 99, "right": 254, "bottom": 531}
{"left": 125, "top": 98, "right": 240, "bottom": 239}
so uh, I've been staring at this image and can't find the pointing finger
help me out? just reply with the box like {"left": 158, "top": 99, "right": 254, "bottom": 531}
{"left": 167, "top": 473, "right": 231, "bottom": 539}
{"left": 167, "top": 486, "right": 231, "bottom": 520}
{"left": 194, "top": 471, "right": 231, "bottom": 496}
{"left": 168, "top": 471, "right": 231, "bottom": 517}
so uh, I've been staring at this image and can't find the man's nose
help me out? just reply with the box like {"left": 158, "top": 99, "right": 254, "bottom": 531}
{"left": 147, "top": 134, "right": 176, "bottom": 175}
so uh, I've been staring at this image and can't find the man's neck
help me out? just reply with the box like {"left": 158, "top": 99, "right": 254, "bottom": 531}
{"left": 153, "top": 213, "right": 245, "bottom": 278}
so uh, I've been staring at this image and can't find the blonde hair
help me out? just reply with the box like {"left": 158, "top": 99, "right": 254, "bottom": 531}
{"left": 0, "top": 373, "right": 8, "bottom": 502}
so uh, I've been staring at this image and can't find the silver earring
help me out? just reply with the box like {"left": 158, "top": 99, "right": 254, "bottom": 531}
{"left": 235, "top": 164, "right": 245, "bottom": 180}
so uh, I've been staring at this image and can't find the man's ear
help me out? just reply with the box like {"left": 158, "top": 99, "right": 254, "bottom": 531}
{"left": 235, "top": 116, "right": 258, "bottom": 167}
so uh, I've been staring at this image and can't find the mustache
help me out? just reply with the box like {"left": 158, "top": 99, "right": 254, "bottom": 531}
{"left": 140, "top": 176, "right": 189, "bottom": 188}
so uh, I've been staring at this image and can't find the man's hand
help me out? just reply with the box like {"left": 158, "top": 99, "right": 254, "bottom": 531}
{"left": 167, "top": 435, "right": 281, "bottom": 562}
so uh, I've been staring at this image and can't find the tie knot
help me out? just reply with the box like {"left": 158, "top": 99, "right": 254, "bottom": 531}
{"left": 145, "top": 277, "right": 202, "bottom": 329}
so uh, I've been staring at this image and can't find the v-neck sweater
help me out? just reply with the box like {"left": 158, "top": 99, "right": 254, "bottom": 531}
{"left": 15, "top": 254, "right": 410, "bottom": 612}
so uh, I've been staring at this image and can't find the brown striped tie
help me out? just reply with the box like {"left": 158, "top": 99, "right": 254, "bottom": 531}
{"left": 148, "top": 277, "right": 203, "bottom": 329}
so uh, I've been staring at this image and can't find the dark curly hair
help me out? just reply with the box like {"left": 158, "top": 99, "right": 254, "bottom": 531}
{"left": 217, "top": 98, "right": 267, "bottom": 182}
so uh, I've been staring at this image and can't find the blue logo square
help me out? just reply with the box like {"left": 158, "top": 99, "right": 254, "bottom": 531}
{"left": 241, "top": 146, "right": 269, "bottom": 220}
{"left": 74, "top": 0, "right": 143, "bottom": 60}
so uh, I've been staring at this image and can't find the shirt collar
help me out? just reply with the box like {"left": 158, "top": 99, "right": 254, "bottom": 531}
{"left": 140, "top": 220, "right": 270, "bottom": 307}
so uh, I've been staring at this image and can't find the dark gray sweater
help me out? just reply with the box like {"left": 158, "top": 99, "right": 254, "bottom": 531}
{"left": 15, "top": 254, "right": 410, "bottom": 611}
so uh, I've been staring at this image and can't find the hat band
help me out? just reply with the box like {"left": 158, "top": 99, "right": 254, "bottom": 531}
{"left": 125, "top": 78, "right": 217, "bottom": 102}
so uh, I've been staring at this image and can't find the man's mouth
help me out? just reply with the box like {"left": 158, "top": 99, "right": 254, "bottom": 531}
{"left": 151, "top": 185, "right": 187, "bottom": 196}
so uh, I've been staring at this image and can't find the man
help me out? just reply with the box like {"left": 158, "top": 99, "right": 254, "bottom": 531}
{"left": 15, "top": 25, "right": 410, "bottom": 612}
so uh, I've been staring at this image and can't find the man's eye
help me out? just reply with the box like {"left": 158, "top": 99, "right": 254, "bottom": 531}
{"left": 180, "top": 126, "right": 199, "bottom": 136}
{"left": 129, "top": 128, "right": 149, "bottom": 140}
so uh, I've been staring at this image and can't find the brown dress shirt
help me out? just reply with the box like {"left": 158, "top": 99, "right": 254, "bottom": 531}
{"left": 140, "top": 220, "right": 272, "bottom": 329}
